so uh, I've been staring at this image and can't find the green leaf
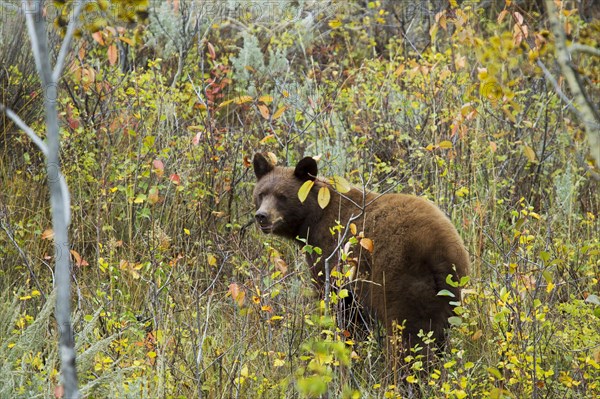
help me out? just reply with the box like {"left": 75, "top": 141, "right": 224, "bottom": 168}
{"left": 318, "top": 186, "right": 331, "bottom": 209}
{"left": 338, "top": 289, "right": 349, "bottom": 299}
{"left": 487, "top": 367, "right": 503, "bottom": 380}
{"left": 437, "top": 289, "right": 456, "bottom": 297}
{"left": 298, "top": 180, "right": 314, "bottom": 203}
{"left": 585, "top": 294, "right": 600, "bottom": 306}
{"left": 446, "top": 274, "right": 459, "bottom": 287}
{"left": 297, "top": 375, "right": 327, "bottom": 397}
{"left": 448, "top": 316, "right": 462, "bottom": 326}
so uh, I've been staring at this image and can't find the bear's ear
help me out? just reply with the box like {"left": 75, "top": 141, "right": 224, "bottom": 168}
{"left": 294, "top": 157, "right": 318, "bottom": 181}
{"left": 253, "top": 153, "right": 274, "bottom": 179}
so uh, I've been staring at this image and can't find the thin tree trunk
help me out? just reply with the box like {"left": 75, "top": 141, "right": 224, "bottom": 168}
{"left": 22, "top": 1, "right": 82, "bottom": 397}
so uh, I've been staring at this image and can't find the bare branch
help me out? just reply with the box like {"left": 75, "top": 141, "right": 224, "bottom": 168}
{"left": 569, "top": 43, "right": 600, "bottom": 58}
{"left": 0, "top": 103, "right": 49, "bottom": 156}
{"left": 53, "top": 0, "right": 87, "bottom": 82}
{"left": 544, "top": 0, "right": 600, "bottom": 167}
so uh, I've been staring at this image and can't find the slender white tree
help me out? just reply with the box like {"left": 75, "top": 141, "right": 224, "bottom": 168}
{"left": 0, "top": 1, "right": 86, "bottom": 397}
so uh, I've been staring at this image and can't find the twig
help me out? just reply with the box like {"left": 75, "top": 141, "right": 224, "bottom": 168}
{"left": 0, "top": 217, "right": 47, "bottom": 301}
{"left": 0, "top": 103, "right": 49, "bottom": 156}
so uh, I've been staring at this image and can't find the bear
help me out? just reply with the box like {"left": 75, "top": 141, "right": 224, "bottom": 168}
{"left": 252, "top": 153, "right": 469, "bottom": 357}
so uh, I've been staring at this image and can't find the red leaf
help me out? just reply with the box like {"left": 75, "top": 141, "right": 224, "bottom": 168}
{"left": 169, "top": 174, "right": 181, "bottom": 185}
{"left": 54, "top": 384, "right": 64, "bottom": 398}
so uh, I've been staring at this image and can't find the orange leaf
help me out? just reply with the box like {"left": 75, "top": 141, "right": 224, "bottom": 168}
{"left": 70, "top": 250, "right": 89, "bottom": 267}
{"left": 41, "top": 228, "right": 54, "bottom": 240}
{"left": 107, "top": 44, "right": 118, "bottom": 66}
{"left": 243, "top": 156, "right": 251, "bottom": 167}
{"left": 274, "top": 258, "right": 288, "bottom": 275}
{"left": 360, "top": 238, "right": 374, "bottom": 253}
{"left": 258, "top": 104, "right": 270, "bottom": 119}
{"left": 207, "top": 42, "right": 216, "bottom": 59}
{"left": 349, "top": 223, "right": 357, "bottom": 235}
{"left": 228, "top": 283, "right": 246, "bottom": 307}
{"left": 91, "top": 31, "right": 104, "bottom": 45}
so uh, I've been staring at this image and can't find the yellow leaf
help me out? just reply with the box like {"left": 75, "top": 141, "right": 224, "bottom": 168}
{"left": 147, "top": 351, "right": 157, "bottom": 358}
{"left": 272, "top": 106, "right": 287, "bottom": 120}
{"left": 318, "top": 186, "right": 331, "bottom": 209}
{"left": 148, "top": 187, "right": 159, "bottom": 205}
{"left": 260, "top": 134, "right": 275, "bottom": 144}
{"left": 328, "top": 19, "right": 342, "bottom": 29}
{"left": 258, "top": 95, "right": 273, "bottom": 104}
{"left": 218, "top": 99, "right": 234, "bottom": 108}
{"left": 119, "top": 36, "right": 134, "bottom": 46}
{"left": 439, "top": 140, "right": 453, "bottom": 149}
{"left": 523, "top": 144, "right": 536, "bottom": 162}
{"left": 298, "top": 180, "right": 314, "bottom": 203}
{"left": 349, "top": 223, "right": 357, "bottom": 235}
{"left": 233, "top": 95, "right": 253, "bottom": 105}
{"left": 330, "top": 175, "right": 351, "bottom": 193}
{"left": 184, "top": 228, "right": 190, "bottom": 235}
{"left": 360, "top": 238, "right": 374, "bottom": 253}
{"left": 273, "top": 358, "right": 285, "bottom": 367}
{"left": 257, "top": 104, "right": 270, "bottom": 119}
{"left": 207, "top": 254, "right": 217, "bottom": 267}
{"left": 266, "top": 152, "right": 278, "bottom": 165}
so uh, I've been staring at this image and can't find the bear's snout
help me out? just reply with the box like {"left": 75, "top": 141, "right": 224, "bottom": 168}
{"left": 255, "top": 210, "right": 269, "bottom": 225}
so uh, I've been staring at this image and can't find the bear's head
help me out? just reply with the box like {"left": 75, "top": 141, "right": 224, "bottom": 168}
{"left": 252, "top": 153, "right": 320, "bottom": 239}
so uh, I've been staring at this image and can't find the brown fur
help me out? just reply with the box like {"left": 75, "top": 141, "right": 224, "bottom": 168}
{"left": 252, "top": 153, "right": 469, "bottom": 351}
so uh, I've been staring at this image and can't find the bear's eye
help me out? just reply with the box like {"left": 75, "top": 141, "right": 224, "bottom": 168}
{"left": 276, "top": 194, "right": 287, "bottom": 202}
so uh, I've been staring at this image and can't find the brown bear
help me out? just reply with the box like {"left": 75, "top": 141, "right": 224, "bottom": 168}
{"left": 252, "top": 153, "right": 469, "bottom": 354}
